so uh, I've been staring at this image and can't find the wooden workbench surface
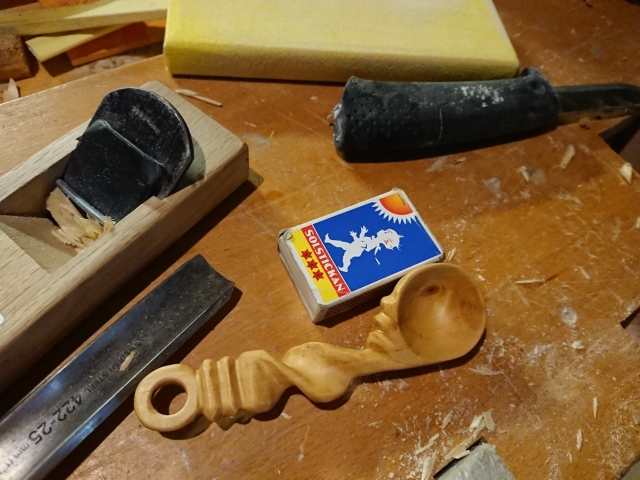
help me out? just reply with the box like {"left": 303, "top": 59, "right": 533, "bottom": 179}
{"left": 1, "top": 1, "right": 640, "bottom": 479}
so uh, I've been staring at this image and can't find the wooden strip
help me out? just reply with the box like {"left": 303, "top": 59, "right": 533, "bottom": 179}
{"left": 25, "top": 24, "right": 124, "bottom": 62}
{"left": 0, "top": 0, "right": 168, "bottom": 35}
{"left": 38, "top": 0, "right": 98, "bottom": 7}
{"left": 0, "top": 35, "right": 31, "bottom": 81}
{"left": 66, "top": 21, "right": 164, "bottom": 66}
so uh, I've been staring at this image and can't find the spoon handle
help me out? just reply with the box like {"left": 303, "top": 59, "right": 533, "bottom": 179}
{"left": 134, "top": 263, "right": 487, "bottom": 432}
{"left": 134, "top": 343, "right": 399, "bottom": 432}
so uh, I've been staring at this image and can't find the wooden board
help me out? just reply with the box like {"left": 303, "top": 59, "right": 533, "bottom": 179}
{"left": 25, "top": 24, "right": 124, "bottom": 62}
{"left": 0, "top": 0, "right": 167, "bottom": 35}
{"left": 66, "top": 21, "right": 165, "bottom": 66}
{"left": 38, "top": 0, "right": 99, "bottom": 7}
{"left": 0, "top": 82, "right": 248, "bottom": 392}
{"left": 1, "top": 0, "right": 640, "bottom": 479}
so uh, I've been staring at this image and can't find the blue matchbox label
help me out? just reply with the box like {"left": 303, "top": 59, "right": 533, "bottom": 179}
{"left": 289, "top": 190, "right": 443, "bottom": 302}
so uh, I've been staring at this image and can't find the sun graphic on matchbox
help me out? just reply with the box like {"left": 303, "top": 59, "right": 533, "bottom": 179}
{"left": 373, "top": 193, "right": 418, "bottom": 224}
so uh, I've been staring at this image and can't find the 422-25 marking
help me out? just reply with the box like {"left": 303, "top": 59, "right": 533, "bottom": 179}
{"left": 28, "top": 394, "right": 82, "bottom": 445}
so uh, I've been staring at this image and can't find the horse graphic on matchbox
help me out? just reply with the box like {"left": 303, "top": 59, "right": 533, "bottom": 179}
{"left": 324, "top": 226, "right": 402, "bottom": 272}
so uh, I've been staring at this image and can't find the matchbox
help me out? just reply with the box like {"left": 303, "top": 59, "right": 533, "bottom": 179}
{"left": 278, "top": 189, "right": 444, "bottom": 323}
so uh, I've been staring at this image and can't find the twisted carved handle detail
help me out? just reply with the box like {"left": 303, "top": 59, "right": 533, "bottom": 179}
{"left": 134, "top": 263, "right": 486, "bottom": 432}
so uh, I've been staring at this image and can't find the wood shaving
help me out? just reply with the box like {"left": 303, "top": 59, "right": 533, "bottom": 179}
{"left": 244, "top": 122, "right": 257, "bottom": 128}
{"left": 468, "top": 414, "right": 485, "bottom": 433}
{"left": 421, "top": 456, "right": 435, "bottom": 480}
{"left": 174, "top": 88, "right": 222, "bottom": 107}
{"left": 47, "top": 188, "right": 114, "bottom": 250}
{"left": 635, "top": 217, "right": 640, "bottom": 229}
{"left": 119, "top": 351, "right": 136, "bottom": 371}
{"left": 514, "top": 278, "right": 546, "bottom": 285}
{"left": 620, "top": 162, "right": 633, "bottom": 184}
{"left": 441, "top": 412, "right": 453, "bottom": 430}
{"left": 518, "top": 166, "right": 530, "bottom": 183}
{"left": 454, "top": 449, "right": 470, "bottom": 460}
{"left": 368, "top": 421, "right": 380, "bottom": 428}
{"left": 593, "top": 397, "right": 598, "bottom": 419}
{"left": 483, "top": 410, "right": 495, "bottom": 432}
{"left": 446, "top": 247, "right": 456, "bottom": 262}
{"left": 469, "top": 414, "right": 486, "bottom": 439}
{"left": 560, "top": 144, "right": 575, "bottom": 169}
{"left": 571, "top": 341, "right": 585, "bottom": 350}
{"left": 578, "top": 266, "right": 590, "bottom": 280}
{"left": 558, "top": 305, "right": 578, "bottom": 329}
{"left": 576, "top": 429, "right": 582, "bottom": 450}
{"left": 568, "top": 452, "right": 573, "bottom": 463}
{"left": 469, "top": 366, "right": 501, "bottom": 376}
{"left": 445, "top": 443, "right": 470, "bottom": 460}
{"left": 415, "top": 433, "right": 440, "bottom": 455}
{"left": 2, "top": 78, "right": 19, "bottom": 103}
{"left": 281, "top": 412, "right": 292, "bottom": 420}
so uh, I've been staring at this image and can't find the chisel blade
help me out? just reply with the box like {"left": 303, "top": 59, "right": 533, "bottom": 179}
{"left": 556, "top": 83, "right": 640, "bottom": 123}
{"left": 0, "top": 255, "right": 233, "bottom": 480}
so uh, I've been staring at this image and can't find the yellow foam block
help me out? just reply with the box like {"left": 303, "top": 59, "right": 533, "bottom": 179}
{"left": 164, "top": 0, "right": 519, "bottom": 82}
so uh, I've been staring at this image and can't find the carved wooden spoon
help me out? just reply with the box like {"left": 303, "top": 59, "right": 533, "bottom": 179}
{"left": 134, "top": 263, "right": 486, "bottom": 432}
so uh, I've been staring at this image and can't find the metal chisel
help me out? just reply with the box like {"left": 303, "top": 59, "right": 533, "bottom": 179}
{"left": 0, "top": 255, "right": 234, "bottom": 480}
{"left": 333, "top": 67, "right": 640, "bottom": 155}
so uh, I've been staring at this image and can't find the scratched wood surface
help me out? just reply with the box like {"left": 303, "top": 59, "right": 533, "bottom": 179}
{"left": 1, "top": 0, "right": 639, "bottom": 479}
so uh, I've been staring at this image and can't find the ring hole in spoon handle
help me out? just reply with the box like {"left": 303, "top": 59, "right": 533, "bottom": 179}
{"left": 134, "top": 364, "right": 200, "bottom": 432}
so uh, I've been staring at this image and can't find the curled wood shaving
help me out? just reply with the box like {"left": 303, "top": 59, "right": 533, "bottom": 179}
{"left": 469, "top": 415, "right": 486, "bottom": 435}
{"left": 446, "top": 247, "right": 457, "bottom": 262}
{"left": 441, "top": 412, "right": 453, "bottom": 431}
{"left": 415, "top": 433, "right": 440, "bottom": 455}
{"left": 468, "top": 415, "right": 483, "bottom": 432}
{"left": 445, "top": 443, "right": 469, "bottom": 460}
{"left": 469, "top": 366, "right": 501, "bottom": 376}
{"left": 47, "top": 188, "right": 113, "bottom": 250}
{"left": 560, "top": 144, "right": 575, "bottom": 169}
{"left": 281, "top": 412, "right": 292, "bottom": 420}
{"left": 3, "top": 78, "right": 19, "bottom": 103}
{"left": 620, "top": 162, "right": 633, "bottom": 184}
{"left": 421, "top": 456, "right": 435, "bottom": 480}
{"left": 593, "top": 397, "right": 598, "bottom": 419}
{"left": 175, "top": 88, "right": 222, "bottom": 107}
{"left": 518, "top": 166, "right": 530, "bottom": 183}
{"left": 483, "top": 410, "right": 495, "bottom": 432}
{"left": 454, "top": 449, "right": 471, "bottom": 460}
{"left": 576, "top": 429, "right": 583, "bottom": 450}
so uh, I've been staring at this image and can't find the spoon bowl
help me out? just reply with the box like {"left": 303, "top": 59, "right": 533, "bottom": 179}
{"left": 397, "top": 263, "right": 486, "bottom": 363}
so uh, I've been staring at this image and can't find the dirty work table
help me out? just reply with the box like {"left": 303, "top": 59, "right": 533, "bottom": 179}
{"left": 2, "top": 0, "right": 640, "bottom": 478}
